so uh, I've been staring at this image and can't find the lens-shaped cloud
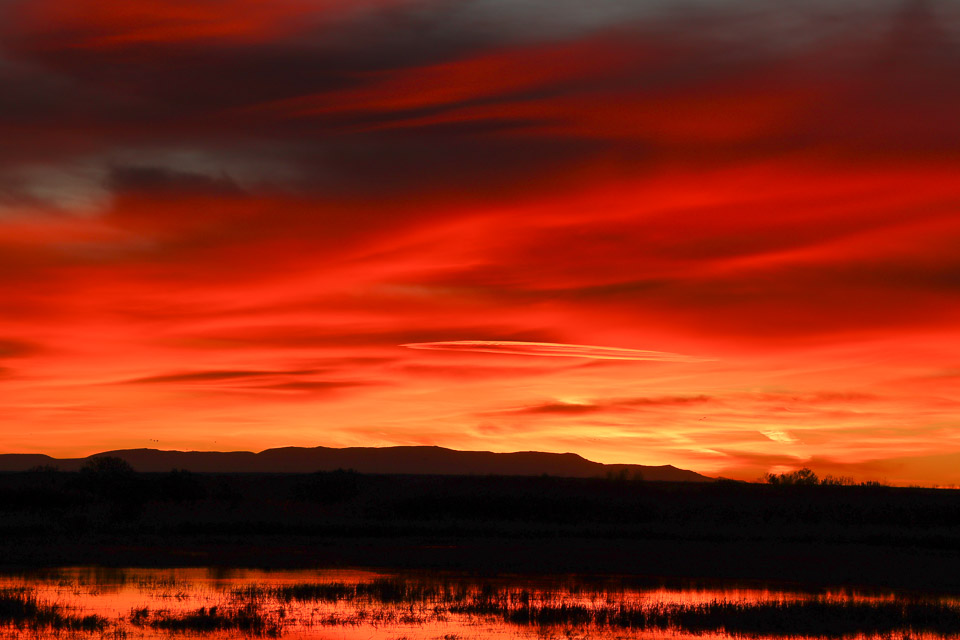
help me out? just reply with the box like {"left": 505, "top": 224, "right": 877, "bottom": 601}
{"left": 402, "top": 340, "right": 708, "bottom": 362}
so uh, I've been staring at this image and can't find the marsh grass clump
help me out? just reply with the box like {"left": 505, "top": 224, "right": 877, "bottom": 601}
{"left": 691, "top": 600, "right": 960, "bottom": 637}
{"left": 256, "top": 577, "right": 960, "bottom": 638}
{"left": 143, "top": 603, "right": 282, "bottom": 636}
{"left": 271, "top": 582, "right": 355, "bottom": 603}
{"left": 458, "top": 598, "right": 960, "bottom": 637}
{"left": 504, "top": 603, "right": 595, "bottom": 627}
{"left": 0, "top": 588, "right": 109, "bottom": 632}
{"left": 243, "top": 578, "right": 453, "bottom": 605}
{"left": 356, "top": 578, "right": 445, "bottom": 603}
{"left": 128, "top": 606, "right": 150, "bottom": 627}
{"left": 16, "top": 574, "right": 960, "bottom": 639}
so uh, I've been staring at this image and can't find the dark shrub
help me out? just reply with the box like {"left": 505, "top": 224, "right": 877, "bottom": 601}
{"left": 159, "top": 469, "right": 207, "bottom": 502}
{"left": 80, "top": 456, "right": 144, "bottom": 518}
{"left": 293, "top": 469, "right": 362, "bottom": 504}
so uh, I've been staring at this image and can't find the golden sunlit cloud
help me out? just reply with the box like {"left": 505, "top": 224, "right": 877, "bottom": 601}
{"left": 402, "top": 341, "right": 709, "bottom": 362}
{"left": 760, "top": 430, "right": 799, "bottom": 445}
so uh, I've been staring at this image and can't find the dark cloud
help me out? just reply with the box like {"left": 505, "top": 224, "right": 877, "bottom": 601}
{"left": 117, "top": 368, "right": 379, "bottom": 397}
{"left": 254, "top": 380, "right": 376, "bottom": 392}
{"left": 122, "top": 368, "right": 321, "bottom": 384}
{"left": 0, "top": 339, "right": 39, "bottom": 359}
{"left": 179, "top": 325, "right": 564, "bottom": 351}
{"left": 402, "top": 205, "right": 960, "bottom": 339}
{"left": 494, "top": 395, "right": 715, "bottom": 416}
{"left": 106, "top": 166, "right": 244, "bottom": 197}
{"left": 922, "top": 368, "right": 960, "bottom": 380}
{"left": 397, "top": 363, "right": 558, "bottom": 380}
{"left": 509, "top": 402, "right": 605, "bottom": 416}
{"left": 0, "top": 58, "right": 80, "bottom": 125}
{"left": 750, "top": 391, "right": 880, "bottom": 404}
{"left": 2, "top": 0, "right": 956, "bottom": 212}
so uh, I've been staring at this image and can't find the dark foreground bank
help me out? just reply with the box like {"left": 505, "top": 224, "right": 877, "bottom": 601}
{"left": 2, "top": 469, "right": 960, "bottom": 591}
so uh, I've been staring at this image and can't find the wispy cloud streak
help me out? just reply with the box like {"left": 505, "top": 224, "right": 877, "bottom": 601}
{"left": 402, "top": 341, "right": 709, "bottom": 362}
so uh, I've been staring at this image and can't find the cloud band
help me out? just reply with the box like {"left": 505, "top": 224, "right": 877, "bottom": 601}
{"left": 402, "top": 340, "right": 707, "bottom": 361}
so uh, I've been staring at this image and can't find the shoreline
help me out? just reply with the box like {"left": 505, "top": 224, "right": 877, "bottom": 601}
{"left": 3, "top": 471, "right": 959, "bottom": 592}
{"left": 4, "top": 535, "right": 960, "bottom": 593}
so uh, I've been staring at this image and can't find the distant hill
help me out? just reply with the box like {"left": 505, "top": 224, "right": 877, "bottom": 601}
{"left": 0, "top": 446, "right": 713, "bottom": 481}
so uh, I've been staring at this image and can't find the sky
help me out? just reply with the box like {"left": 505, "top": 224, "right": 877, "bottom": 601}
{"left": 1, "top": 0, "right": 959, "bottom": 486}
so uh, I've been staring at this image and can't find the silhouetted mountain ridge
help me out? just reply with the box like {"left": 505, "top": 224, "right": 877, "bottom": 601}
{"left": 0, "top": 446, "right": 713, "bottom": 481}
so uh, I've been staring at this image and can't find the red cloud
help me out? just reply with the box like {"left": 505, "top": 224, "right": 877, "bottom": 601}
{"left": 1, "top": 0, "right": 959, "bottom": 484}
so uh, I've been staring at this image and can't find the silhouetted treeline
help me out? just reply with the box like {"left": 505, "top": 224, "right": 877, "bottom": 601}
{"left": 763, "top": 467, "right": 883, "bottom": 487}
{"left": 2, "top": 464, "right": 958, "bottom": 536}
{"left": 2, "top": 458, "right": 206, "bottom": 519}
{"left": 3, "top": 465, "right": 960, "bottom": 590}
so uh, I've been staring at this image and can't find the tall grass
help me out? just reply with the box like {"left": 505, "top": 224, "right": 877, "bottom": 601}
{"left": 2, "top": 587, "right": 280, "bottom": 636}
{"left": 235, "top": 578, "right": 467, "bottom": 604}
{"left": 132, "top": 604, "right": 282, "bottom": 636}
{"left": 233, "top": 579, "right": 960, "bottom": 637}
{"left": 9, "top": 577, "right": 960, "bottom": 638}
{"left": 0, "top": 588, "right": 109, "bottom": 632}
{"left": 488, "top": 600, "right": 960, "bottom": 636}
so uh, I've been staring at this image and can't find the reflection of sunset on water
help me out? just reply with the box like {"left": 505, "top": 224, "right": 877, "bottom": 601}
{"left": 3, "top": 568, "right": 960, "bottom": 639}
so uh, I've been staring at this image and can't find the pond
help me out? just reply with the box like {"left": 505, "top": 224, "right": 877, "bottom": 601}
{"left": 1, "top": 567, "right": 959, "bottom": 639}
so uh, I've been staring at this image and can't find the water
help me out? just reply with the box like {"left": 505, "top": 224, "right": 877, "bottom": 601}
{"left": 1, "top": 567, "right": 958, "bottom": 639}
